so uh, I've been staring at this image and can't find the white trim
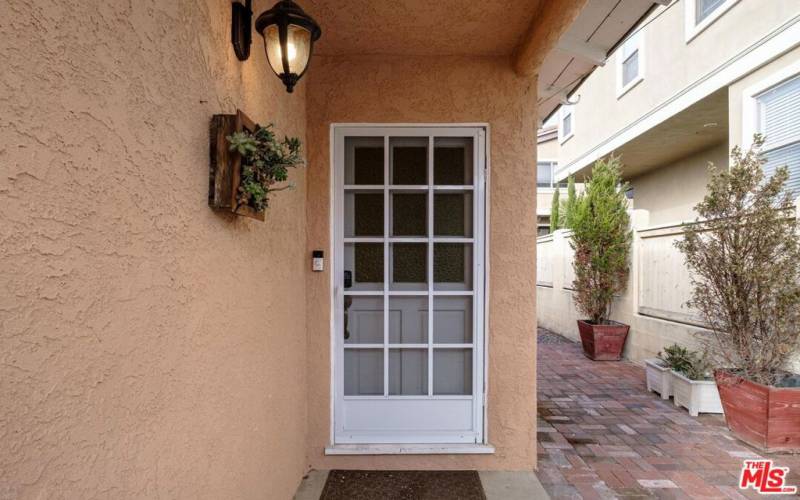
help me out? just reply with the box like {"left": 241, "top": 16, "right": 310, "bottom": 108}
{"left": 328, "top": 126, "right": 337, "bottom": 447}
{"left": 481, "top": 126, "right": 491, "bottom": 446}
{"left": 330, "top": 124, "right": 489, "bottom": 448}
{"left": 616, "top": 30, "right": 645, "bottom": 98}
{"left": 325, "top": 444, "right": 495, "bottom": 455}
{"left": 558, "top": 106, "right": 574, "bottom": 144}
{"left": 555, "top": 14, "right": 800, "bottom": 181}
{"left": 685, "top": 0, "right": 741, "bottom": 43}
{"left": 741, "top": 58, "right": 800, "bottom": 149}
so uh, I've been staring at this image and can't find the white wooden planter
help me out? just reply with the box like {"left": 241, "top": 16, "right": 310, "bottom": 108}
{"left": 671, "top": 371, "right": 724, "bottom": 417}
{"left": 645, "top": 359, "right": 672, "bottom": 399}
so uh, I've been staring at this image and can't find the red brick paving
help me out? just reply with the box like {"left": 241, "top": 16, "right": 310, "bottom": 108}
{"left": 537, "top": 329, "right": 800, "bottom": 499}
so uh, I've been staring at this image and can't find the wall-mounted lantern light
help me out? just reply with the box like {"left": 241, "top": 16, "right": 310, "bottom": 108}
{"left": 231, "top": 0, "right": 322, "bottom": 94}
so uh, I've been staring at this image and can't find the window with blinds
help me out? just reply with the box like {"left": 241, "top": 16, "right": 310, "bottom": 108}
{"left": 757, "top": 75, "right": 800, "bottom": 197}
{"left": 696, "top": 0, "right": 726, "bottom": 24}
{"left": 537, "top": 161, "right": 555, "bottom": 188}
{"left": 617, "top": 31, "right": 643, "bottom": 96}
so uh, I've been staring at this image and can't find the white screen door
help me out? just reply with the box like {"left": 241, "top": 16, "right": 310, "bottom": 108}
{"left": 333, "top": 126, "right": 486, "bottom": 445}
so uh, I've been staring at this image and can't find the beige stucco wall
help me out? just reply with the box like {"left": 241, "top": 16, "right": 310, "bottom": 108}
{"left": 558, "top": 0, "right": 800, "bottom": 169}
{"left": 629, "top": 142, "right": 727, "bottom": 226}
{"left": 538, "top": 135, "right": 560, "bottom": 161}
{"left": 1, "top": 1, "right": 308, "bottom": 499}
{"left": 305, "top": 55, "right": 539, "bottom": 471}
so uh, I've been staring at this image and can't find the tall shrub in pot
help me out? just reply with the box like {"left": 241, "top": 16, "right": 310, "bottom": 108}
{"left": 570, "top": 157, "right": 632, "bottom": 360}
{"left": 676, "top": 136, "right": 800, "bottom": 451}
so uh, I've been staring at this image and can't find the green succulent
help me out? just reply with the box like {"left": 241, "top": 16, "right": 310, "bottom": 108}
{"left": 227, "top": 124, "right": 303, "bottom": 212}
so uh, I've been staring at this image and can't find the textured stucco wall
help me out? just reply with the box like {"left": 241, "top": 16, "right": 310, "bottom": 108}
{"left": 0, "top": 1, "right": 308, "bottom": 499}
{"left": 305, "top": 55, "right": 539, "bottom": 470}
{"left": 629, "top": 142, "right": 727, "bottom": 226}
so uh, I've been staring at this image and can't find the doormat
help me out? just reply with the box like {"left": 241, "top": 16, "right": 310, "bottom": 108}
{"left": 320, "top": 470, "right": 486, "bottom": 500}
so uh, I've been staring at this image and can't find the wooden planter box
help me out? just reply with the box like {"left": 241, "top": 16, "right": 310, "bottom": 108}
{"left": 672, "top": 370, "right": 723, "bottom": 417}
{"left": 715, "top": 370, "right": 800, "bottom": 453}
{"left": 645, "top": 358, "right": 672, "bottom": 400}
{"left": 577, "top": 320, "right": 629, "bottom": 361}
{"left": 209, "top": 110, "right": 264, "bottom": 221}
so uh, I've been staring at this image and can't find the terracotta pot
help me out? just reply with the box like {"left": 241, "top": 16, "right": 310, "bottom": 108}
{"left": 576, "top": 320, "right": 629, "bottom": 361}
{"left": 715, "top": 369, "right": 800, "bottom": 453}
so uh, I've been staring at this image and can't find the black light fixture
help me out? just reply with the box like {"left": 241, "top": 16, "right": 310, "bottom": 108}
{"left": 231, "top": 0, "right": 322, "bottom": 94}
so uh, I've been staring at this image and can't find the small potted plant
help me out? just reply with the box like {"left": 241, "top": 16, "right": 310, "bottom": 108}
{"left": 570, "top": 157, "right": 632, "bottom": 360}
{"left": 669, "top": 349, "right": 723, "bottom": 417}
{"left": 645, "top": 344, "right": 687, "bottom": 400}
{"left": 676, "top": 136, "right": 800, "bottom": 451}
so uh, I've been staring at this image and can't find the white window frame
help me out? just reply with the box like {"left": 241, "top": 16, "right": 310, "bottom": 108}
{"left": 537, "top": 159, "right": 559, "bottom": 190}
{"left": 327, "top": 124, "right": 491, "bottom": 453}
{"left": 558, "top": 106, "right": 574, "bottom": 144}
{"left": 685, "top": 0, "right": 740, "bottom": 43}
{"left": 741, "top": 59, "right": 800, "bottom": 150}
{"left": 616, "top": 31, "right": 645, "bottom": 98}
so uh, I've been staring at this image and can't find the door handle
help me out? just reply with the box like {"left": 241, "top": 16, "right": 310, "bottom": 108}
{"left": 343, "top": 295, "right": 352, "bottom": 340}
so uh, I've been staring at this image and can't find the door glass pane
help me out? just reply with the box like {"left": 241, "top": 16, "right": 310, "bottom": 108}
{"left": 434, "top": 137, "right": 473, "bottom": 185}
{"left": 433, "top": 297, "right": 472, "bottom": 344}
{"left": 389, "top": 296, "right": 428, "bottom": 344}
{"left": 345, "top": 296, "right": 384, "bottom": 344}
{"left": 389, "top": 349, "right": 428, "bottom": 395}
{"left": 434, "top": 243, "right": 472, "bottom": 291}
{"left": 434, "top": 192, "right": 472, "bottom": 237}
{"left": 391, "top": 243, "right": 427, "bottom": 291}
{"left": 345, "top": 243, "right": 383, "bottom": 291}
{"left": 391, "top": 137, "right": 428, "bottom": 185}
{"left": 345, "top": 191, "right": 383, "bottom": 237}
{"left": 391, "top": 191, "right": 427, "bottom": 236}
{"left": 345, "top": 349, "right": 384, "bottom": 395}
{"left": 345, "top": 137, "right": 384, "bottom": 185}
{"left": 433, "top": 349, "right": 472, "bottom": 395}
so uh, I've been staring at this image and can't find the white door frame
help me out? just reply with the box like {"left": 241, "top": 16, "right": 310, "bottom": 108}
{"left": 328, "top": 124, "right": 490, "bottom": 447}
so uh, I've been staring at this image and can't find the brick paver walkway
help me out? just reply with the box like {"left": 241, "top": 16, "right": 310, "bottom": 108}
{"left": 537, "top": 328, "right": 800, "bottom": 499}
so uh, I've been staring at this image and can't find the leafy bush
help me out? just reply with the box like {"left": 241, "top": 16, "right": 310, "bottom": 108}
{"left": 658, "top": 344, "right": 713, "bottom": 380}
{"left": 571, "top": 157, "right": 632, "bottom": 323}
{"left": 657, "top": 344, "right": 693, "bottom": 373}
{"left": 675, "top": 136, "right": 800, "bottom": 386}
{"left": 550, "top": 188, "right": 560, "bottom": 233}
{"left": 227, "top": 124, "right": 303, "bottom": 212}
{"left": 563, "top": 175, "right": 578, "bottom": 229}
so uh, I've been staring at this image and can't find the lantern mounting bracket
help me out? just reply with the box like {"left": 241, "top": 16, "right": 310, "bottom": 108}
{"left": 232, "top": 0, "right": 253, "bottom": 61}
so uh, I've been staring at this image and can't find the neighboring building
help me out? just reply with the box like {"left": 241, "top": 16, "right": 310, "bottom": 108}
{"left": 0, "top": 0, "right": 660, "bottom": 498}
{"left": 536, "top": 126, "right": 560, "bottom": 236}
{"left": 538, "top": 0, "right": 800, "bottom": 363}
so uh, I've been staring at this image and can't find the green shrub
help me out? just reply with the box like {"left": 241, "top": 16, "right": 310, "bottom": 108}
{"left": 658, "top": 344, "right": 713, "bottom": 380}
{"left": 657, "top": 344, "right": 693, "bottom": 373}
{"left": 563, "top": 175, "right": 578, "bottom": 229}
{"left": 675, "top": 136, "right": 800, "bottom": 385}
{"left": 550, "top": 188, "right": 560, "bottom": 233}
{"left": 570, "top": 157, "right": 632, "bottom": 323}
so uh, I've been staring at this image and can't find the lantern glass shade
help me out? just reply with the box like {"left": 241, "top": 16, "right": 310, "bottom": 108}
{"left": 264, "top": 24, "right": 312, "bottom": 78}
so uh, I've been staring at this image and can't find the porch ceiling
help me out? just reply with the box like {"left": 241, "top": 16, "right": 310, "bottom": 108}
{"left": 572, "top": 88, "right": 730, "bottom": 181}
{"left": 300, "top": 0, "right": 664, "bottom": 123}
{"left": 302, "top": 0, "right": 545, "bottom": 57}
